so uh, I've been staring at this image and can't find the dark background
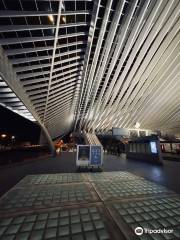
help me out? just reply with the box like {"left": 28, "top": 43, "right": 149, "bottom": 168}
{"left": 0, "top": 105, "right": 40, "bottom": 144}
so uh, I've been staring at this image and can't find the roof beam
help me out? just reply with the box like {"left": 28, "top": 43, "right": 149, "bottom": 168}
{"left": 0, "top": 32, "right": 87, "bottom": 45}
{"left": 82, "top": 0, "right": 127, "bottom": 130}
{"left": 0, "top": 22, "right": 88, "bottom": 33}
{"left": 0, "top": 10, "right": 90, "bottom": 17}
{"left": 11, "top": 48, "right": 85, "bottom": 64}
{"left": 89, "top": 0, "right": 177, "bottom": 130}
{"left": 0, "top": 46, "right": 55, "bottom": 153}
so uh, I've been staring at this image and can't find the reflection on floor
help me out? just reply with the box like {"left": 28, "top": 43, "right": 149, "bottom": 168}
{"left": 0, "top": 172, "right": 179, "bottom": 239}
{"left": 0, "top": 152, "right": 180, "bottom": 198}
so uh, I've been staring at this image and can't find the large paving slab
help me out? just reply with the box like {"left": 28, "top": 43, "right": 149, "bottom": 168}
{"left": 0, "top": 171, "right": 179, "bottom": 240}
{"left": 0, "top": 203, "right": 125, "bottom": 240}
{"left": 16, "top": 173, "right": 88, "bottom": 187}
{"left": 0, "top": 183, "right": 99, "bottom": 215}
{"left": 106, "top": 196, "right": 180, "bottom": 240}
{"left": 92, "top": 179, "right": 174, "bottom": 201}
{"left": 85, "top": 171, "right": 143, "bottom": 182}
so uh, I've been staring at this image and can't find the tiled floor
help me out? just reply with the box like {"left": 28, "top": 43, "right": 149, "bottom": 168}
{"left": 0, "top": 172, "right": 179, "bottom": 240}
{"left": 107, "top": 197, "right": 180, "bottom": 240}
{"left": 0, "top": 204, "right": 121, "bottom": 240}
{"left": 16, "top": 173, "right": 87, "bottom": 187}
{"left": 92, "top": 179, "right": 173, "bottom": 201}
{"left": 86, "top": 171, "right": 143, "bottom": 182}
{"left": 0, "top": 183, "right": 99, "bottom": 214}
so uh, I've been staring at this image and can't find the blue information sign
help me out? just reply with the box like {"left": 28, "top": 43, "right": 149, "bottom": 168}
{"left": 90, "top": 145, "right": 102, "bottom": 165}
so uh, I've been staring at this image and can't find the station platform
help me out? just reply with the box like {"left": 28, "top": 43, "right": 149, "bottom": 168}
{"left": 0, "top": 171, "right": 180, "bottom": 240}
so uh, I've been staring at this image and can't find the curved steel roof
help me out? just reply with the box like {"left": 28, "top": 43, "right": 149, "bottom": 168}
{"left": 0, "top": 0, "right": 179, "bottom": 140}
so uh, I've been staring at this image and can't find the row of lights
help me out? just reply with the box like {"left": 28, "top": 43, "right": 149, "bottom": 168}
{"left": 1, "top": 134, "right": 15, "bottom": 140}
{"left": 48, "top": 3, "right": 66, "bottom": 24}
{"left": 48, "top": 14, "right": 66, "bottom": 24}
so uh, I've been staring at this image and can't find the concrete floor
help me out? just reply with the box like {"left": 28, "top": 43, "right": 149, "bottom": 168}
{"left": 0, "top": 152, "right": 180, "bottom": 197}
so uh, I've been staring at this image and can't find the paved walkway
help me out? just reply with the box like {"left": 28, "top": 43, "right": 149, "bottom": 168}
{"left": 0, "top": 152, "right": 180, "bottom": 197}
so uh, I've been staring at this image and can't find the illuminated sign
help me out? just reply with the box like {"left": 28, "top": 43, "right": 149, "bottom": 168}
{"left": 150, "top": 141, "right": 157, "bottom": 154}
{"left": 90, "top": 145, "right": 102, "bottom": 165}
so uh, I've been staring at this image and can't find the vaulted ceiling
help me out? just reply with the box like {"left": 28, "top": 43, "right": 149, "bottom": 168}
{"left": 0, "top": 0, "right": 179, "bottom": 139}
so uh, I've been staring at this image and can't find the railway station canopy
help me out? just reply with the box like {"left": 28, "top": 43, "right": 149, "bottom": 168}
{"left": 0, "top": 0, "right": 179, "bottom": 142}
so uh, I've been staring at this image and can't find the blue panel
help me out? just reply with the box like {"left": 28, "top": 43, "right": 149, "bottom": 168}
{"left": 90, "top": 146, "right": 102, "bottom": 165}
{"left": 150, "top": 141, "right": 158, "bottom": 154}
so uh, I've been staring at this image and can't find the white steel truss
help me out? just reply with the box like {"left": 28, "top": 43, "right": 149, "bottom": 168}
{"left": 0, "top": 0, "right": 179, "bottom": 148}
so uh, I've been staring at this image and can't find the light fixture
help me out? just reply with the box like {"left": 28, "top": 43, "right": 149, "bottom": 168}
{"left": 135, "top": 122, "right": 141, "bottom": 129}
{"left": 1, "top": 134, "right": 7, "bottom": 138}
{"left": 48, "top": 15, "right": 54, "bottom": 23}
{"left": 11, "top": 136, "right": 15, "bottom": 139}
{"left": 0, "top": 77, "right": 36, "bottom": 122}
{"left": 61, "top": 16, "right": 66, "bottom": 23}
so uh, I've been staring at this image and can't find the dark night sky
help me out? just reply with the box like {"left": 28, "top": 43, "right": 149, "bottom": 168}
{"left": 0, "top": 105, "right": 40, "bottom": 143}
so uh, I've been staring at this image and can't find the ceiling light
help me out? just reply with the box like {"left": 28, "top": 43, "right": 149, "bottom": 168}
{"left": 135, "top": 122, "right": 141, "bottom": 129}
{"left": 48, "top": 15, "right": 54, "bottom": 23}
{"left": 61, "top": 16, "right": 66, "bottom": 23}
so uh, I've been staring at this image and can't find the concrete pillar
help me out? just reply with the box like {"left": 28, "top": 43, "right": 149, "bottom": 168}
{"left": 39, "top": 123, "right": 56, "bottom": 157}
